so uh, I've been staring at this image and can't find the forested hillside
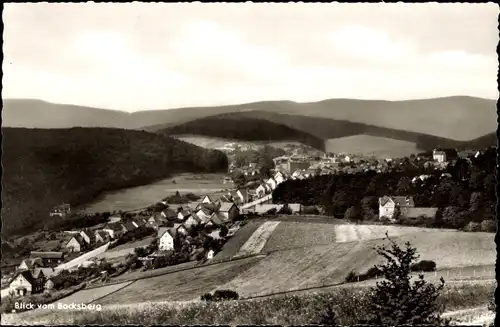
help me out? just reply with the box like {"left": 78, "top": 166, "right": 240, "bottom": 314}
{"left": 1, "top": 127, "right": 228, "bottom": 237}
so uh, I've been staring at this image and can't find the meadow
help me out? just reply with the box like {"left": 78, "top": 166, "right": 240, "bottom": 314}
{"left": 4, "top": 280, "right": 494, "bottom": 326}
{"left": 94, "top": 257, "right": 261, "bottom": 305}
{"left": 236, "top": 221, "right": 281, "bottom": 257}
{"left": 214, "top": 221, "right": 264, "bottom": 260}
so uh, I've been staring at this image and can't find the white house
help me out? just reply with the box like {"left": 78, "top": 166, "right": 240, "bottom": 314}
{"left": 201, "top": 195, "right": 213, "bottom": 204}
{"left": 177, "top": 209, "right": 191, "bottom": 220}
{"left": 206, "top": 249, "right": 215, "bottom": 260}
{"left": 157, "top": 227, "right": 175, "bottom": 251}
{"left": 378, "top": 196, "right": 415, "bottom": 221}
{"left": 79, "top": 230, "right": 95, "bottom": 246}
{"left": 9, "top": 271, "right": 44, "bottom": 297}
{"left": 173, "top": 223, "right": 188, "bottom": 235}
{"left": 266, "top": 177, "right": 278, "bottom": 190}
{"left": 183, "top": 213, "right": 202, "bottom": 228}
{"left": 274, "top": 171, "right": 287, "bottom": 185}
{"left": 433, "top": 150, "right": 446, "bottom": 163}
{"left": 255, "top": 184, "right": 268, "bottom": 198}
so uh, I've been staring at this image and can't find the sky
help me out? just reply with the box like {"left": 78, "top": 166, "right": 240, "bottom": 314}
{"left": 3, "top": 3, "right": 499, "bottom": 112}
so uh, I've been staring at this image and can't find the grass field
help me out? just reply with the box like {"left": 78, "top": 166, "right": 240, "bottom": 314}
{"left": 325, "top": 135, "right": 419, "bottom": 158}
{"left": 215, "top": 221, "right": 264, "bottom": 260}
{"left": 236, "top": 221, "right": 281, "bottom": 257}
{"left": 5, "top": 280, "right": 494, "bottom": 326}
{"left": 94, "top": 257, "right": 262, "bottom": 305}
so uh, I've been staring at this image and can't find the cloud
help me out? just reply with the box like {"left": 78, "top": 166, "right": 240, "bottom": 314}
{"left": 168, "top": 20, "right": 287, "bottom": 81}
{"left": 327, "top": 25, "right": 416, "bottom": 63}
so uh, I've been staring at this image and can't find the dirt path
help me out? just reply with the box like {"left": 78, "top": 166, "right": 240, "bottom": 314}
{"left": 236, "top": 221, "right": 281, "bottom": 256}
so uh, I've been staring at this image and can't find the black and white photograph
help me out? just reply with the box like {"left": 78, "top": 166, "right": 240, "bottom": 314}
{"left": 1, "top": 2, "right": 498, "bottom": 326}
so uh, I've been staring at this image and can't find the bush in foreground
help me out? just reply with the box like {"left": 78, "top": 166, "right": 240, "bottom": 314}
{"left": 362, "top": 233, "right": 448, "bottom": 325}
{"left": 201, "top": 289, "right": 239, "bottom": 301}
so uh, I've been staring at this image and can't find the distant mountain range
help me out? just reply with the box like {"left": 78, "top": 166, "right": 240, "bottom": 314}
{"left": 2, "top": 96, "right": 497, "bottom": 155}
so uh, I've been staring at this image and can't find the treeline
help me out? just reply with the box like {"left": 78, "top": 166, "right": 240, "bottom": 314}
{"left": 2, "top": 127, "right": 228, "bottom": 237}
{"left": 273, "top": 147, "right": 496, "bottom": 230}
{"left": 159, "top": 116, "right": 326, "bottom": 151}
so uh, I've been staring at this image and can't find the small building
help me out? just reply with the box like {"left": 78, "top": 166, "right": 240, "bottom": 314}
{"left": 49, "top": 203, "right": 71, "bottom": 217}
{"left": 79, "top": 230, "right": 96, "bottom": 246}
{"left": 157, "top": 227, "right": 176, "bottom": 251}
{"left": 274, "top": 171, "right": 287, "bottom": 185}
{"left": 183, "top": 213, "right": 202, "bottom": 228}
{"left": 255, "top": 184, "right": 268, "bottom": 198}
{"left": 433, "top": 148, "right": 458, "bottom": 163}
{"left": 207, "top": 213, "right": 225, "bottom": 228}
{"left": 378, "top": 196, "right": 415, "bottom": 221}
{"left": 65, "top": 235, "right": 86, "bottom": 253}
{"left": 172, "top": 223, "right": 188, "bottom": 235}
{"left": 266, "top": 178, "right": 278, "bottom": 190}
{"left": 402, "top": 207, "right": 438, "bottom": 220}
{"left": 218, "top": 202, "right": 239, "bottom": 222}
{"left": 94, "top": 230, "right": 109, "bottom": 243}
{"left": 177, "top": 208, "right": 191, "bottom": 220}
{"left": 9, "top": 270, "right": 44, "bottom": 297}
{"left": 160, "top": 208, "right": 178, "bottom": 220}
{"left": 109, "top": 215, "right": 122, "bottom": 223}
{"left": 201, "top": 195, "right": 214, "bottom": 204}
{"left": 102, "top": 222, "right": 125, "bottom": 239}
{"left": 29, "top": 252, "right": 64, "bottom": 266}
{"left": 206, "top": 249, "right": 215, "bottom": 260}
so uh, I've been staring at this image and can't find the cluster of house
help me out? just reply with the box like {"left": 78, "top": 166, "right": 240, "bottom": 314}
{"left": 49, "top": 203, "right": 71, "bottom": 217}
{"left": 152, "top": 195, "right": 240, "bottom": 252}
{"left": 8, "top": 252, "right": 65, "bottom": 297}
{"left": 378, "top": 195, "right": 437, "bottom": 222}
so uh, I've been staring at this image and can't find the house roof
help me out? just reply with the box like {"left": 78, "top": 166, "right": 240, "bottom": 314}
{"left": 173, "top": 223, "right": 184, "bottom": 230}
{"left": 379, "top": 196, "right": 415, "bottom": 207}
{"left": 122, "top": 221, "right": 136, "bottom": 232}
{"left": 200, "top": 202, "right": 219, "bottom": 213}
{"left": 157, "top": 227, "right": 176, "bottom": 239}
{"left": 95, "top": 230, "right": 108, "bottom": 239}
{"left": 104, "top": 222, "right": 124, "bottom": 231}
{"left": 403, "top": 207, "right": 438, "bottom": 218}
{"left": 219, "top": 202, "right": 237, "bottom": 212}
{"left": 66, "top": 234, "right": 85, "bottom": 247}
{"left": 202, "top": 195, "right": 214, "bottom": 203}
{"left": 11, "top": 270, "right": 36, "bottom": 286}
{"left": 19, "top": 258, "right": 43, "bottom": 270}
{"left": 178, "top": 210, "right": 191, "bottom": 217}
{"left": 188, "top": 202, "right": 202, "bottom": 211}
{"left": 209, "top": 213, "right": 225, "bottom": 226}
{"left": 80, "top": 229, "right": 96, "bottom": 240}
{"left": 162, "top": 208, "right": 178, "bottom": 219}
{"left": 30, "top": 251, "right": 64, "bottom": 259}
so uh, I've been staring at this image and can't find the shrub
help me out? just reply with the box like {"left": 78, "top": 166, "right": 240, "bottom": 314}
{"left": 213, "top": 289, "right": 239, "bottom": 301}
{"left": 200, "top": 293, "right": 213, "bottom": 301}
{"left": 316, "top": 301, "right": 339, "bottom": 326}
{"left": 266, "top": 208, "right": 277, "bottom": 215}
{"left": 411, "top": 260, "right": 437, "bottom": 272}
{"left": 363, "top": 233, "right": 448, "bottom": 325}
{"left": 278, "top": 205, "right": 292, "bottom": 215}
{"left": 463, "top": 221, "right": 482, "bottom": 232}
{"left": 344, "top": 270, "right": 358, "bottom": 283}
{"left": 481, "top": 219, "right": 496, "bottom": 233}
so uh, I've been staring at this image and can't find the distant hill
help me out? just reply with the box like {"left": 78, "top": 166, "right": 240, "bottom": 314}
{"left": 3, "top": 96, "right": 496, "bottom": 141}
{"left": 156, "top": 116, "right": 326, "bottom": 151}
{"left": 1, "top": 127, "right": 228, "bottom": 237}
{"left": 151, "top": 111, "right": 497, "bottom": 155}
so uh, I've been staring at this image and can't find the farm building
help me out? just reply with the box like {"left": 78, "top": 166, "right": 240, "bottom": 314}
{"left": 402, "top": 207, "right": 438, "bottom": 220}
{"left": 379, "top": 196, "right": 416, "bottom": 221}
{"left": 29, "top": 252, "right": 64, "bottom": 266}
{"left": 49, "top": 203, "right": 71, "bottom": 217}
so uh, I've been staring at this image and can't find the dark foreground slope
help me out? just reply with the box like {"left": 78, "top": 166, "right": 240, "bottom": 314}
{"left": 157, "top": 116, "right": 326, "bottom": 151}
{"left": 1, "top": 127, "right": 228, "bottom": 237}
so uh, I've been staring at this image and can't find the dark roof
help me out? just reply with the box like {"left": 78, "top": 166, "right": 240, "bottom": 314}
{"left": 379, "top": 196, "right": 415, "bottom": 207}
{"left": 157, "top": 227, "right": 176, "bottom": 239}
{"left": 403, "top": 207, "right": 438, "bottom": 218}
{"left": 30, "top": 251, "right": 64, "bottom": 259}
{"left": 95, "top": 230, "right": 108, "bottom": 239}
{"left": 122, "top": 221, "right": 136, "bottom": 232}
{"left": 104, "top": 222, "right": 124, "bottom": 231}
{"left": 162, "top": 208, "right": 178, "bottom": 219}
{"left": 66, "top": 234, "right": 85, "bottom": 246}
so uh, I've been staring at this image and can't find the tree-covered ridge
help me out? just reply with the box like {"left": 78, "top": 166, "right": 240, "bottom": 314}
{"left": 273, "top": 147, "right": 496, "bottom": 230}
{"left": 1, "top": 127, "right": 228, "bottom": 237}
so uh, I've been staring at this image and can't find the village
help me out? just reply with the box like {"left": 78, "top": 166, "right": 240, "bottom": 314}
{"left": 0, "top": 143, "right": 484, "bottom": 305}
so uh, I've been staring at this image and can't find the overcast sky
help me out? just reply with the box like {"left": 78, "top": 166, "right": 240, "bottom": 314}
{"left": 3, "top": 3, "right": 499, "bottom": 112}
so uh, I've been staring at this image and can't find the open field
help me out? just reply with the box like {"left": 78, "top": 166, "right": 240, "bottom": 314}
{"left": 95, "top": 257, "right": 262, "bottom": 305}
{"left": 4, "top": 280, "right": 494, "bottom": 326}
{"left": 236, "top": 221, "right": 281, "bottom": 257}
{"left": 216, "top": 223, "right": 495, "bottom": 298}
{"left": 80, "top": 173, "right": 231, "bottom": 213}
{"left": 98, "top": 236, "right": 155, "bottom": 260}
{"left": 325, "top": 135, "right": 420, "bottom": 158}
{"left": 215, "top": 221, "right": 264, "bottom": 260}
